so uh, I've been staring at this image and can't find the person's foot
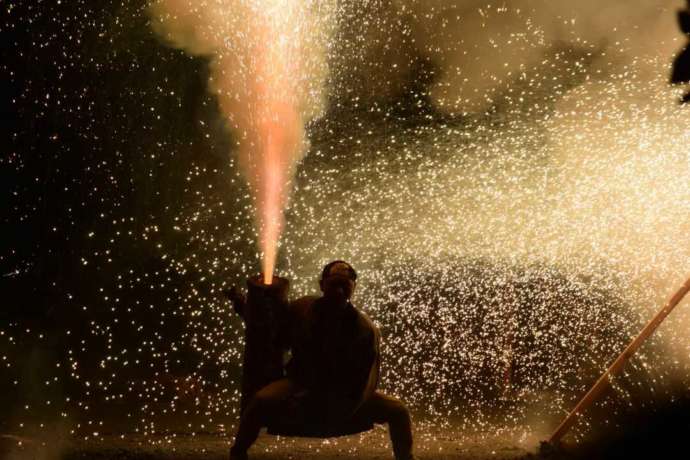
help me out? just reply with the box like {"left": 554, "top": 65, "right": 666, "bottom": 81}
{"left": 229, "top": 447, "right": 248, "bottom": 460}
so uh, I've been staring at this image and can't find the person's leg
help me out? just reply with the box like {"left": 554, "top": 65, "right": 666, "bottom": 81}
{"left": 356, "top": 392, "right": 414, "bottom": 460}
{"left": 230, "top": 378, "right": 297, "bottom": 457}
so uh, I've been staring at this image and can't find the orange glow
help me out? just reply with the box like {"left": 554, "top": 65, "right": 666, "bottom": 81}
{"left": 151, "top": 0, "right": 329, "bottom": 282}
{"left": 252, "top": 4, "right": 303, "bottom": 284}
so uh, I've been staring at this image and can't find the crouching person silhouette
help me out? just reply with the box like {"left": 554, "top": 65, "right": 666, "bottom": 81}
{"left": 226, "top": 261, "right": 415, "bottom": 460}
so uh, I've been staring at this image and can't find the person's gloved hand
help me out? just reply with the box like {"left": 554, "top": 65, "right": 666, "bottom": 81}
{"left": 222, "top": 286, "right": 246, "bottom": 316}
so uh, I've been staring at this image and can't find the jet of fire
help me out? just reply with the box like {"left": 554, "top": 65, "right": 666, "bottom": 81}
{"left": 149, "top": 0, "right": 333, "bottom": 284}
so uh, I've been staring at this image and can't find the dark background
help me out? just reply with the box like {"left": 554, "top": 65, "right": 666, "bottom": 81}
{"left": 2, "top": 0, "right": 689, "bottom": 443}
{"left": 0, "top": 0, "right": 447, "bottom": 434}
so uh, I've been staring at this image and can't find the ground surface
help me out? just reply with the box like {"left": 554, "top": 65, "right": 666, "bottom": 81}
{"left": 1, "top": 427, "right": 537, "bottom": 460}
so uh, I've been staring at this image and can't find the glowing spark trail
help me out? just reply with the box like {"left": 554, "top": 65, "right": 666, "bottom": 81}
{"left": 133, "top": 0, "right": 690, "bottom": 440}
{"left": 149, "top": 0, "right": 334, "bottom": 284}
{"left": 5, "top": 0, "right": 690, "bottom": 452}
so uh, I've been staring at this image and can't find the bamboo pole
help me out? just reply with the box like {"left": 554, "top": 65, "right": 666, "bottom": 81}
{"left": 548, "top": 276, "right": 690, "bottom": 445}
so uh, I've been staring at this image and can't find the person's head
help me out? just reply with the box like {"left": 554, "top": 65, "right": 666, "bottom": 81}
{"left": 319, "top": 260, "right": 357, "bottom": 305}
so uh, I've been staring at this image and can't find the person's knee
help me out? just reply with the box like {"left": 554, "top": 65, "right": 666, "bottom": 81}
{"left": 384, "top": 398, "right": 411, "bottom": 423}
{"left": 247, "top": 380, "right": 293, "bottom": 416}
{"left": 252, "top": 390, "right": 279, "bottom": 412}
{"left": 394, "top": 402, "right": 411, "bottom": 422}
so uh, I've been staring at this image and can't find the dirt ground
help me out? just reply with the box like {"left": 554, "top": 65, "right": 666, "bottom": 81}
{"left": 1, "top": 426, "right": 538, "bottom": 460}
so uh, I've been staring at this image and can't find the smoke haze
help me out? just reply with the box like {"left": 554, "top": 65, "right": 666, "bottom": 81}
{"left": 331, "top": 0, "right": 684, "bottom": 112}
{"left": 149, "top": 1, "right": 685, "bottom": 278}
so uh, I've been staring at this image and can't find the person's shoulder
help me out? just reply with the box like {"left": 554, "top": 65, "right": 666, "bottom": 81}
{"left": 352, "top": 305, "right": 379, "bottom": 337}
{"left": 354, "top": 307, "right": 374, "bottom": 327}
{"left": 289, "top": 295, "right": 318, "bottom": 316}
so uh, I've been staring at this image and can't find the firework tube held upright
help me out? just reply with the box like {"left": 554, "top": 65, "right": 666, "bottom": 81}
{"left": 227, "top": 275, "right": 290, "bottom": 412}
{"left": 671, "top": 1, "right": 690, "bottom": 102}
{"left": 547, "top": 276, "right": 690, "bottom": 446}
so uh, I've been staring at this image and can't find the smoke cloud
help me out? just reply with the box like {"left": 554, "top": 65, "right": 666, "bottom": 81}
{"left": 329, "top": 0, "right": 684, "bottom": 112}
{"left": 149, "top": 1, "right": 685, "bottom": 281}
{"left": 149, "top": 0, "right": 335, "bottom": 282}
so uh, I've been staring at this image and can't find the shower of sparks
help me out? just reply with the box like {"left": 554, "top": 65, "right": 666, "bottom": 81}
{"left": 2, "top": 0, "right": 690, "bottom": 453}
{"left": 149, "top": 0, "right": 335, "bottom": 285}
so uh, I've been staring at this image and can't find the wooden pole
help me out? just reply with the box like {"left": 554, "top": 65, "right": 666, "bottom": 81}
{"left": 548, "top": 276, "right": 690, "bottom": 445}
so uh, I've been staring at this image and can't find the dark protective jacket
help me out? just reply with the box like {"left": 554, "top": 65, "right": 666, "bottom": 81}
{"left": 284, "top": 296, "right": 380, "bottom": 421}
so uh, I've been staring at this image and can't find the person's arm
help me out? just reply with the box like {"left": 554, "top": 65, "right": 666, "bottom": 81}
{"left": 355, "top": 329, "right": 381, "bottom": 410}
{"left": 283, "top": 296, "right": 318, "bottom": 385}
{"left": 360, "top": 327, "right": 380, "bottom": 401}
{"left": 339, "top": 325, "right": 380, "bottom": 416}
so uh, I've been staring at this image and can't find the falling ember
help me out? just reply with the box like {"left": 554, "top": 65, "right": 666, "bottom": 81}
{"left": 8, "top": 0, "right": 687, "bottom": 447}
{"left": 149, "top": 0, "right": 333, "bottom": 284}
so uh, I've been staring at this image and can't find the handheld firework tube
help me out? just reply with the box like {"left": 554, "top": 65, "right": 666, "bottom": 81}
{"left": 546, "top": 276, "right": 690, "bottom": 447}
{"left": 671, "top": 1, "right": 690, "bottom": 102}
{"left": 239, "top": 275, "right": 290, "bottom": 413}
